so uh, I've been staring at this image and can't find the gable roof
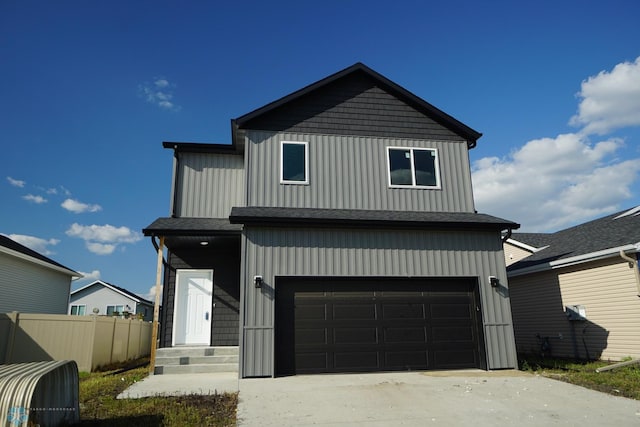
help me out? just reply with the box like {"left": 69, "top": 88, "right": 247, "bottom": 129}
{"left": 508, "top": 207, "right": 640, "bottom": 275}
{"left": 71, "top": 280, "right": 153, "bottom": 305}
{"left": 0, "top": 234, "right": 80, "bottom": 278}
{"left": 232, "top": 62, "right": 482, "bottom": 148}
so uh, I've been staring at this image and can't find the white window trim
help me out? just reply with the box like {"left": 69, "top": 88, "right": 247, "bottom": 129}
{"left": 69, "top": 304, "right": 86, "bottom": 315}
{"left": 386, "top": 146, "right": 441, "bottom": 189}
{"left": 280, "top": 140, "right": 309, "bottom": 185}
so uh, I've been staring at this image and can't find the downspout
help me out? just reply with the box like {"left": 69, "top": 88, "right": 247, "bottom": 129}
{"left": 501, "top": 228, "right": 513, "bottom": 243}
{"left": 619, "top": 250, "right": 640, "bottom": 296}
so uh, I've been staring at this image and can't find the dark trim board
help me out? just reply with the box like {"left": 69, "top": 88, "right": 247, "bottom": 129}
{"left": 275, "top": 276, "right": 486, "bottom": 376}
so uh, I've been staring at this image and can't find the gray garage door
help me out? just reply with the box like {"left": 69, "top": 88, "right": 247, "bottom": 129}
{"left": 275, "top": 277, "right": 485, "bottom": 375}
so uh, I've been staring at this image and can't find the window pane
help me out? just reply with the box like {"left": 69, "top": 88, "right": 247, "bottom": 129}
{"left": 78, "top": 306, "right": 86, "bottom": 315}
{"left": 389, "top": 149, "right": 412, "bottom": 185}
{"left": 71, "top": 306, "right": 78, "bottom": 315}
{"left": 282, "top": 143, "right": 306, "bottom": 182}
{"left": 414, "top": 150, "right": 437, "bottom": 186}
{"left": 107, "top": 306, "right": 114, "bottom": 315}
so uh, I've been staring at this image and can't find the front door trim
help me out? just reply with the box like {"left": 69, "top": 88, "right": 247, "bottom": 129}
{"left": 172, "top": 269, "right": 213, "bottom": 346}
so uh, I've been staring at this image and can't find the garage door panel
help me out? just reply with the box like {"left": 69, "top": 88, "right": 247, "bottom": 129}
{"left": 384, "top": 327, "right": 426, "bottom": 343}
{"left": 382, "top": 303, "right": 425, "bottom": 319}
{"left": 333, "top": 304, "right": 376, "bottom": 320}
{"left": 276, "top": 277, "right": 483, "bottom": 375}
{"left": 334, "top": 327, "right": 378, "bottom": 344}
{"left": 295, "top": 328, "right": 327, "bottom": 345}
{"left": 385, "top": 350, "right": 428, "bottom": 368}
{"left": 335, "top": 351, "right": 379, "bottom": 370}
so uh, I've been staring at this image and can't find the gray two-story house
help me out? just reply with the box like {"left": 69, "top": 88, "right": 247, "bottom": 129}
{"left": 144, "top": 63, "right": 520, "bottom": 378}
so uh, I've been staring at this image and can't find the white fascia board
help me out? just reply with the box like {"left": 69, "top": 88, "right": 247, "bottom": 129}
{"left": 505, "top": 238, "right": 546, "bottom": 253}
{"left": 508, "top": 243, "right": 640, "bottom": 278}
{"left": 0, "top": 245, "right": 81, "bottom": 279}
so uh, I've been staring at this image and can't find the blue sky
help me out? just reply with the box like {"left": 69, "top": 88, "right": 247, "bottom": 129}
{"left": 2, "top": 0, "right": 640, "bottom": 299}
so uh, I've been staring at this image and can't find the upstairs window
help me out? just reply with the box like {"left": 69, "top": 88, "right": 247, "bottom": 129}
{"left": 281, "top": 141, "right": 308, "bottom": 184}
{"left": 387, "top": 147, "right": 440, "bottom": 188}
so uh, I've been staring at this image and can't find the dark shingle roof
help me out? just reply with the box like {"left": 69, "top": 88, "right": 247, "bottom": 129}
{"left": 508, "top": 232, "right": 552, "bottom": 249}
{"left": 229, "top": 207, "right": 519, "bottom": 231}
{"left": 508, "top": 207, "right": 640, "bottom": 272}
{"left": 232, "top": 62, "right": 482, "bottom": 148}
{"left": 143, "top": 217, "right": 243, "bottom": 236}
{"left": 0, "top": 234, "right": 79, "bottom": 276}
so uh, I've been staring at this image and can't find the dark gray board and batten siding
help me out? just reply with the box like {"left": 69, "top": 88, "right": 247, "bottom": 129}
{"left": 240, "top": 227, "right": 518, "bottom": 377}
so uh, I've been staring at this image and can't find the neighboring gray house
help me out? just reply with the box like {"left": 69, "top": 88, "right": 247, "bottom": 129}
{"left": 144, "top": 63, "right": 520, "bottom": 378}
{"left": 69, "top": 280, "right": 154, "bottom": 321}
{"left": 0, "top": 234, "right": 81, "bottom": 314}
{"left": 507, "top": 207, "right": 640, "bottom": 361}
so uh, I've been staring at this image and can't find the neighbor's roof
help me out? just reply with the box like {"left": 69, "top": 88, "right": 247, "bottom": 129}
{"left": 232, "top": 62, "right": 482, "bottom": 148}
{"left": 508, "top": 206, "right": 640, "bottom": 275}
{"left": 0, "top": 234, "right": 80, "bottom": 278}
{"left": 71, "top": 280, "right": 153, "bottom": 305}
{"left": 229, "top": 207, "right": 519, "bottom": 231}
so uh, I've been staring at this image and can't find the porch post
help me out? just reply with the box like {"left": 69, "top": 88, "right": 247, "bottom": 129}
{"left": 149, "top": 235, "right": 164, "bottom": 375}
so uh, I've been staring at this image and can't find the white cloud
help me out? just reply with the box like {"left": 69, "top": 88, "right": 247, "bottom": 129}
{"left": 139, "top": 78, "right": 181, "bottom": 111}
{"left": 4, "top": 234, "right": 60, "bottom": 255}
{"left": 473, "top": 134, "right": 640, "bottom": 231}
{"left": 7, "top": 176, "right": 25, "bottom": 187}
{"left": 473, "top": 57, "right": 640, "bottom": 232}
{"left": 77, "top": 270, "right": 101, "bottom": 282}
{"left": 570, "top": 56, "right": 640, "bottom": 135}
{"left": 86, "top": 242, "right": 116, "bottom": 255}
{"left": 144, "top": 284, "right": 163, "bottom": 301}
{"left": 22, "top": 194, "right": 47, "bottom": 204}
{"left": 61, "top": 198, "right": 102, "bottom": 213}
{"left": 46, "top": 188, "right": 58, "bottom": 195}
{"left": 65, "top": 223, "right": 142, "bottom": 255}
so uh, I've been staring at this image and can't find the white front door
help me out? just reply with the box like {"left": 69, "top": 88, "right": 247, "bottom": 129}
{"left": 173, "top": 269, "right": 213, "bottom": 346}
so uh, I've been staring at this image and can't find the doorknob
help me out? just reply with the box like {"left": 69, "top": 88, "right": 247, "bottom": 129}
{"left": 205, "top": 312, "right": 209, "bottom": 321}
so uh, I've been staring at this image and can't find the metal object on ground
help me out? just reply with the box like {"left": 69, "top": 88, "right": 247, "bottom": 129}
{"left": 0, "top": 360, "right": 79, "bottom": 427}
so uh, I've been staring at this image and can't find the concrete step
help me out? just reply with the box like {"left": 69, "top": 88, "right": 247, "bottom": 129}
{"left": 156, "top": 355, "right": 238, "bottom": 366}
{"left": 154, "top": 363, "right": 239, "bottom": 375}
{"left": 154, "top": 346, "right": 239, "bottom": 375}
{"left": 156, "top": 346, "right": 238, "bottom": 357}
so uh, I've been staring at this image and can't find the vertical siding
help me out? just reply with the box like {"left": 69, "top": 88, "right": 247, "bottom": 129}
{"left": 509, "top": 258, "right": 640, "bottom": 361}
{"left": 246, "top": 131, "right": 475, "bottom": 212}
{"left": 176, "top": 152, "right": 245, "bottom": 218}
{"left": 240, "top": 227, "right": 517, "bottom": 376}
{"left": 0, "top": 253, "right": 71, "bottom": 314}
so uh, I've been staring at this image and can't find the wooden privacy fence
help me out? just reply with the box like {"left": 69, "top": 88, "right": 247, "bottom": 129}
{"left": 0, "top": 312, "right": 153, "bottom": 372}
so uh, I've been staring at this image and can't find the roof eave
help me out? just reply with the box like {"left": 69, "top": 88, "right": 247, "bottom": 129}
{"left": 508, "top": 242, "right": 640, "bottom": 277}
{"left": 0, "top": 245, "right": 81, "bottom": 279}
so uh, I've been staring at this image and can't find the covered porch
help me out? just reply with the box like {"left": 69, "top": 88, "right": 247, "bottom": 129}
{"left": 143, "top": 217, "right": 242, "bottom": 349}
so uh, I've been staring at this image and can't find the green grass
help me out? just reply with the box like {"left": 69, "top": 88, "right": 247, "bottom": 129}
{"left": 519, "top": 355, "right": 640, "bottom": 400}
{"left": 78, "top": 359, "right": 237, "bottom": 426}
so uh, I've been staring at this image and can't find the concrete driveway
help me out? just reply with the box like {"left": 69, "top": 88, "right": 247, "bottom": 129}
{"left": 238, "top": 370, "right": 640, "bottom": 426}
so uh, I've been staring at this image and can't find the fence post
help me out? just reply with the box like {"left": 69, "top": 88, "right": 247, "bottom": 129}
{"left": 4, "top": 311, "right": 19, "bottom": 363}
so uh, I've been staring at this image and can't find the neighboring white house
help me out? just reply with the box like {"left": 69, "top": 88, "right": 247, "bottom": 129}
{"left": 69, "top": 280, "right": 154, "bottom": 321}
{"left": 0, "top": 234, "right": 81, "bottom": 314}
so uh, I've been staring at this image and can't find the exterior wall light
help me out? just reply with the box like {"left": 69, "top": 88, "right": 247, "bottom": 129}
{"left": 489, "top": 276, "right": 500, "bottom": 287}
{"left": 254, "top": 275, "right": 263, "bottom": 288}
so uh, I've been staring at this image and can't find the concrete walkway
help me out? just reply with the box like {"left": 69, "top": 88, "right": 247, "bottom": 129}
{"left": 116, "top": 372, "right": 238, "bottom": 399}
{"left": 237, "top": 370, "right": 640, "bottom": 426}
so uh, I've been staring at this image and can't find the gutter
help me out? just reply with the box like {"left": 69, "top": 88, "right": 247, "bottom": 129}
{"left": 619, "top": 249, "right": 640, "bottom": 296}
{"left": 508, "top": 243, "right": 640, "bottom": 278}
